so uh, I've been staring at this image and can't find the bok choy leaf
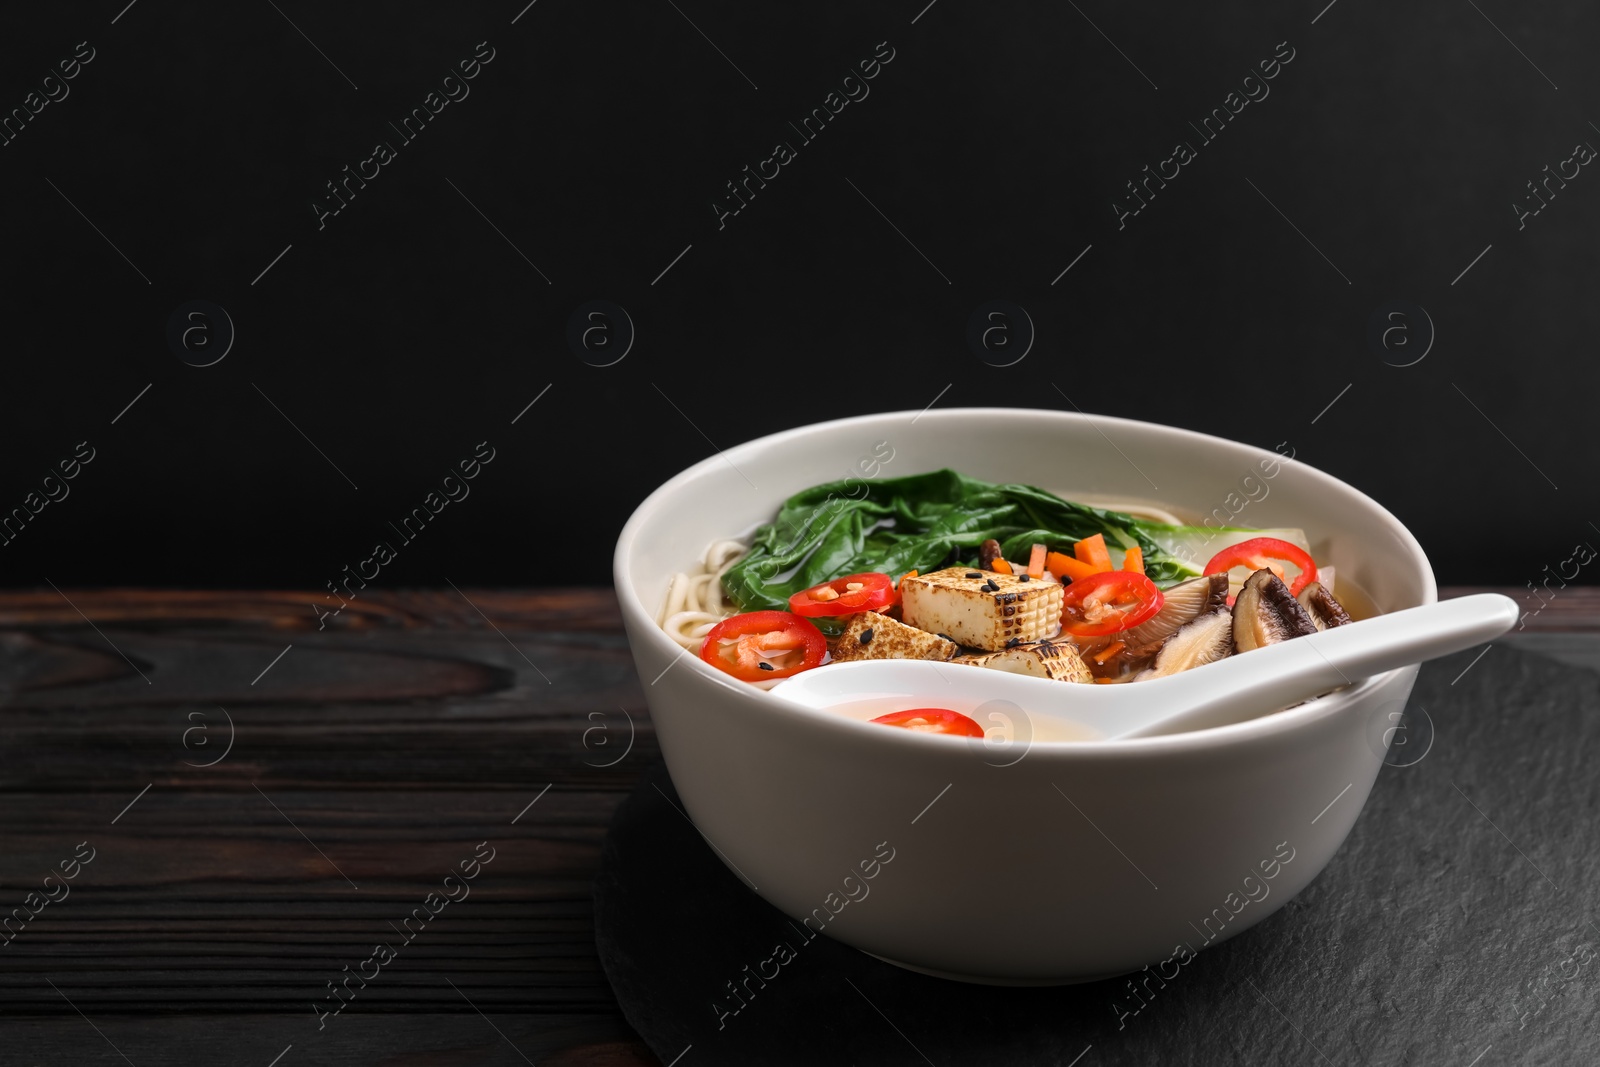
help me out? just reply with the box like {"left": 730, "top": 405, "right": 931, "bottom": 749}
{"left": 721, "top": 469, "right": 1232, "bottom": 613}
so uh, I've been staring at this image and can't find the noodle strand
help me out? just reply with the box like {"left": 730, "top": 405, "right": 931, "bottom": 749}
{"left": 658, "top": 539, "right": 748, "bottom": 649}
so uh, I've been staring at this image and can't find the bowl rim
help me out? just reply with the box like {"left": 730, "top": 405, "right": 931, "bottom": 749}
{"left": 613, "top": 406, "right": 1437, "bottom": 755}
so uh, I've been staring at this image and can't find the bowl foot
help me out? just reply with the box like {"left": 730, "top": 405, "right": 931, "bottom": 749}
{"left": 863, "top": 950, "right": 1125, "bottom": 987}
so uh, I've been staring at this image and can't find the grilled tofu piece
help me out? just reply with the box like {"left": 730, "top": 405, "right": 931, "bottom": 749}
{"left": 830, "top": 611, "right": 958, "bottom": 663}
{"left": 899, "top": 567, "right": 1064, "bottom": 652}
{"left": 983, "top": 640, "right": 1093, "bottom": 683}
{"left": 952, "top": 650, "right": 998, "bottom": 668}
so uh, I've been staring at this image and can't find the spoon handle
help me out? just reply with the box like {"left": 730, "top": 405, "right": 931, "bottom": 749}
{"left": 1114, "top": 593, "right": 1520, "bottom": 739}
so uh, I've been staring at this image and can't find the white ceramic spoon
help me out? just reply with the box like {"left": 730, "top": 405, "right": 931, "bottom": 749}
{"left": 769, "top": 593, "right": 1519, "bottom": 741}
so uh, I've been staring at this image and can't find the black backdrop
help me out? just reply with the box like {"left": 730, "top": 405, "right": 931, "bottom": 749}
{"left": 1, "top": 0, "right": 1594, "bottom": 590}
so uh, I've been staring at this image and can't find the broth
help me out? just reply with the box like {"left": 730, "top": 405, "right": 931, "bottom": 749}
{"left": 821, "top": 696, "right": 1103, "bottom": 743}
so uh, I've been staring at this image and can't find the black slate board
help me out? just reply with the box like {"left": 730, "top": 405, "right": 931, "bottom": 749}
{"left": 595, "top": 641, "right": 1600, "bottom": 1066}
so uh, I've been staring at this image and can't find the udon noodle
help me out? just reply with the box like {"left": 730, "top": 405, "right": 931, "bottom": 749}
{"left": 657, "top": 538, "right": 749, "bottom": 650}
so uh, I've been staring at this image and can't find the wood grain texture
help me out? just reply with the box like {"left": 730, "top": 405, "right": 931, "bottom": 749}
{"left": 1438, "top": 585, "right": 1600, "bottom": 632}
{"left": 5, "top": 1014, "right": 658, "bottom": 1067}
{"left": 0, "top": 585, "right": 1577, "bottom": 1066}
{"left": 0, "top": 587, "right": 657, "bottom": 1065}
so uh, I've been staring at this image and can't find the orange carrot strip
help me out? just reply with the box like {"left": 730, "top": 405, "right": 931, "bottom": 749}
{"left": 1073, "top": 533, "right": 1113, "bottom": 573}
{"left": 1046, "top": 551, "right": 1099, "bottom": 582}
{"left": 1027, "top": 543, "right": 1047, "bottom": 579}
{"left": 897, "top": 569, "right": 918, "bottom": 586}
{"left": 1092, "top": 640, "right": 1126, "bottom": 665}
{"left": 991, "top": 558, "right": 1013, "bottom": 574}
{"left": 1122, "top": 545, "right": 1144, "bottom": 574}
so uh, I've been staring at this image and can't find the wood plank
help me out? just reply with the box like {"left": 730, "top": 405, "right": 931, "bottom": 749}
{"left": 0, "top": 790, "right": 628, "bottom": 1012}
{"left": 1441, "top": 584, "right": 1600, "bottom": 632}
{"left": 0, "top": 589, "right": 650, "bottom": 1033}
{"left": 0, "top": 587, "right": 625, "bottom": 631}
{"left": 0, "top": 591, "right": 653, "bottom": 790}
{"left": 4, "top": 1013, "right": 660, "bottom": 1066}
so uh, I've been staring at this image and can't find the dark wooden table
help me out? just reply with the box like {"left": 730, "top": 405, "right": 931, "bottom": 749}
{"left": 0, "top": 585, "right": 1590, "bottom": 1066}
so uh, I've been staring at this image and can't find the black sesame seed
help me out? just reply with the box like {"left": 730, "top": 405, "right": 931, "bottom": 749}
{"left": 1020, "top": 574, "right": 1031, "bottom": 582}
{"left": 859, "top": 628, "right": 875, "bottom": 644}
{"left": 757, "top": 661, "right": 775, "bottom": 671}
{"left": 965, "top": 571, "right": 982, "bottom": 579}
{"left": 1006, "top": 637, "right": 1021, "bottom": 648}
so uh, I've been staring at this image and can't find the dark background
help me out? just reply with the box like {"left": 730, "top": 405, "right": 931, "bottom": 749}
{"left": 1, "top": 0, "right": 1593, "bottom": 590}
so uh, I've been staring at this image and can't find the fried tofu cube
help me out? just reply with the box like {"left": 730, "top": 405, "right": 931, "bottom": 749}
{"left": 899, "top": 567, "right": 1063, "bottom": 652}
{"left": 830, "top": 611, "right": 958, "bottom": 663}
{"left": 983, "top": 640, "right": 1093, "bottom": 683}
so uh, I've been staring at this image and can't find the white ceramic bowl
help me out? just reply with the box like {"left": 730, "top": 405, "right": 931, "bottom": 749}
{"left": 613, "top": 409, "right": 1433, "bottom": 984}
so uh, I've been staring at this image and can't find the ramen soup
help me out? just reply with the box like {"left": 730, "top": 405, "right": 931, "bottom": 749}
{"left": 816, "top": 697, "right": 1104, "bottom": 744}
{"left": 657, "top": 469, "right": 1367, "bottom": 739}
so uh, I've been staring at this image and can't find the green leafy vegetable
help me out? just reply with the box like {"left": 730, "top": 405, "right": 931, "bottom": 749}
{"left": 721, "top": 469, "right": 1220, "bottom": 614}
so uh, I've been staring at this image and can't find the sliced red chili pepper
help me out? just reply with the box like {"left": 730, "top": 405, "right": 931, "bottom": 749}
{"left": 1059, "top": 570, "right": 1164, "bottom": 638}
{"left": 1203, "top": 537, "right": 1318, "bottom": 596}
{"left": 870, "top": 708, "right": 985, "bottom": 737}
{"left": 700, "top": 611, "right": 826, "bottom": 682}
{"left": 789, "top": 572, "right": 897, "bottom": 617}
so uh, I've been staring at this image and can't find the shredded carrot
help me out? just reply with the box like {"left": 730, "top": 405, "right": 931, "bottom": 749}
{"left": 1047, "top": 551, "right": 1100, "bottom": 583}
{"left": 1093, "top": 676, "right": 1117, "bottom": 684}
{"left": 991, "top": 558, "right": 1014, "bottom": 574}
{"left": 1073, "top": 533, "right": 1113, "bottom": 573}
{"left": 1122, "top": 545, "right": 1144, "bottom": 574}
{"left": 1027, "top": 543, "right": 1047, "bottom": 579}
{"left": 1092, "top": 641, "right": 1126, "bottom": 665}
{"left": 897, "top": 569, "right": 918, "bottom": 586}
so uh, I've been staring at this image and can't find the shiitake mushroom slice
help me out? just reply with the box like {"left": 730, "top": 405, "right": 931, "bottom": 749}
{"left": 1119, "top": 573, "right": 1228, "bottom": 650}
{"left": 1137, "top": 609, "right": 1234, "bottom": 679}
{"left": 978, "top": 538, "right": 1004, "bottom": 571}
{"left": 1296, "top": 580, "right": 1353, "bottom": 630}
{"left": 1233, "top": 568, "right": 1318, "bottom": 653}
